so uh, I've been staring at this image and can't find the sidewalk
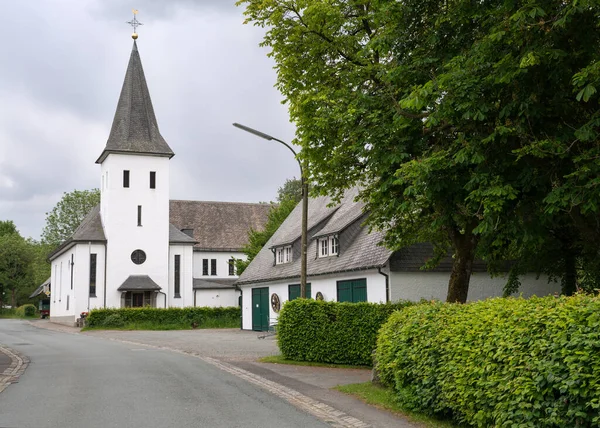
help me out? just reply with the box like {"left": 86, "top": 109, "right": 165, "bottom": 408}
{"left": 30, "top": 320, "right": 420, "bottom": 427}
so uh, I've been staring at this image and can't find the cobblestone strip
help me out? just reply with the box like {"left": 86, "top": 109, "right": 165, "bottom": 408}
{"left": 0, "top": 345, "right": 30, "bottom": 394}
{"left": 200, "top": 356, "right": 371, "bottom": 428}
{"left": 93, "top": 336, "right": 371, "bottom": 428}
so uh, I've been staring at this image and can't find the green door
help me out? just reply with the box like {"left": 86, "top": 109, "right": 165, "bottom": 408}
{"left": 252, "top": 287, "right": 269, "bottom": 331}
{"left": 337, "top": 278, "right": 367, "bottom": 303}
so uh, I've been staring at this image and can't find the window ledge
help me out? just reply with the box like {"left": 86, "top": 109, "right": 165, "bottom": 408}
{"left": 174, "top": 294, "right": 181, "bottom": 299}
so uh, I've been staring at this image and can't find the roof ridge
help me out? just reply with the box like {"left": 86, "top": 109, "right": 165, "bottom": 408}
{"left": 169, "top": 199, "right": 275, "bottom": 206}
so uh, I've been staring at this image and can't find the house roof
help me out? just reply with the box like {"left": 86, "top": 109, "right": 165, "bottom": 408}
{"left": 390, "top": 242, "right": 489, "bottom": 273}
{"left": 193, "top": 278, "right": 238, "bottom": 290}
{"left": 117, "top": 275, "right": 161, "bottom": 291}
{"left": 48, "top": 205, "right": 106, "bottom": 260}
{"left": 169, "top": 224, "right": 196, "bottom": 244}
{"left": 96, "top": 41, "right": 174, "bottom": 164}
{"left": 29, "top": 277, "right": 51, "bottom": 298}
{"left": 169, "top": 200, "right": 273, "bottom": 251}
{"left": 237, "top": 189, "right": 393, "bottom": 285}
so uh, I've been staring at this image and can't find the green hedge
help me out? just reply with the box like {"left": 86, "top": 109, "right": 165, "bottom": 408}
{"left": 376, "top": 295, "right": 600, "bottom": 427}
{"left": 87, "top": 306, "right": 241, "bottom": 329}
{"left": 277, "top": 299, "right": 413, "bottom": 366}
{"left": 15, "top": 304, "right": 36, "bottom": 317}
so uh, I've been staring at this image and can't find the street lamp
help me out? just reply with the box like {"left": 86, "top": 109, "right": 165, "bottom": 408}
{"left": 233, "top": 122, "right": 309, "bottom": 298}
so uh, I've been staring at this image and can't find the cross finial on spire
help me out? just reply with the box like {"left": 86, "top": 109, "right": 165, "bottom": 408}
{"left": 127, "top": 9, "right": 143, "bottom": 39}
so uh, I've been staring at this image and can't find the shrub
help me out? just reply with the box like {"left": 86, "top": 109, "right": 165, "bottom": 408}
{"left": 15, "top": 304, "right": 36, "bottom": 317}
{"left": 277, "top": 299, "right": 413, "bottom": 366}
{"left": 86, "top": 306, "right": 240, "bottom": 329}
{"left": 376, "top": 295, "right": 600, "bottom": 427}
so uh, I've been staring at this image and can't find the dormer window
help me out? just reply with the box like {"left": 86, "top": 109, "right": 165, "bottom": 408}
{"left": 319, "top": 235, "right": 339, "bottom": 258}
{"left": 276, "top": 246, "right": 292, "bottom": 264}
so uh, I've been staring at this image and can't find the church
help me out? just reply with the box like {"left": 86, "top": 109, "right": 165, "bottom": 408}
{"left": 47, "top": 38, "right": 272, "bottom": 325}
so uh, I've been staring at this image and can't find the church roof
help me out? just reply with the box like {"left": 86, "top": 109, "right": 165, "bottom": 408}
{"left": 117, "top": 275, "right": 162, "bottom": 291}
{"left": 169, "top": 200, "right": 274, "bottom": 252}
{"left": 96, "top": 41, "right": 174, "bottom": 163}
{"left": 169, "top": 224, "right": 197, "bottom": 244}
{"left": 193, "top": 278, "right": 238, "bottom": 290}
{"left": 48, "top": 205, "right": 106, "bottom": 261}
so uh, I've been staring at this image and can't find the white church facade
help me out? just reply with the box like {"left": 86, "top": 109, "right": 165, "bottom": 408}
{"left": 48, "top": 41, "right": 271, "bottom": 325}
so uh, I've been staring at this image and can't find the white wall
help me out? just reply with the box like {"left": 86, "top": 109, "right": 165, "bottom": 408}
{"left": 167, "top": 244, "right": 194, "bottom": 308}
{"left": 194, "top": 288, "right": 240, "bottom": 308}
{"left": 193, "top": 251, "right": 245, "bottom": 279}
{"left": 50, "top": 242, "right": 106, "bottom": 323}
{"left": 100, "top": 154, "right": 170, "bottom": 303}
{"left": 389, "top": 271, "right": 561, "bottom": 302}
{"left": 240, "top": 270, "right": 388, "bottom": 330}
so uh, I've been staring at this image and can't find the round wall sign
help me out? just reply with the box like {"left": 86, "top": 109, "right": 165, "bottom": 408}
{"left": 315, "top": 291, "right": 324, "bottom": 301}
{"left": 131, "top": 249, "right": 147, "bottom": 265}
{"left": 271, "top": 293, "right": 281, "bottom": 312}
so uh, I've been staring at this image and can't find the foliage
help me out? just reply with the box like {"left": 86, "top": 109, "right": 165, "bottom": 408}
{"left": 15, "top": 304, "right": 36, "bottom": 318}
{"left": 26, "top": 240, "right": 52, "bottom": 293}
{"left": 41, "top": 189, "right": 100, "bottom": 248}
{"left": 239, "top": 0, "right": 600, "bottom": 302}
{"left": 277, "top": 299, "right": 412, "bottom": 366}
{"left": 376, "top": 295, "right": 600, "bottom": 427}
{"left": 277, "top": 177, "right": 302, "bottom": 204}
{"left": 0, "top": 232, "right": 34, "bottom": 308}
{"left": 0, "top": 220, "right": 19, "bottom": 237}
{"left": 236, "top": 194, "right": 298, "bottom": 275}
{"left": 86, "top": 306, "right": 241, "bottom": 330}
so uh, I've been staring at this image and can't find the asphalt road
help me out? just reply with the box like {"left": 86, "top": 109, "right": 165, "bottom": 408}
{"left": 0, "top": 320, "right": 329, "bottom": 428}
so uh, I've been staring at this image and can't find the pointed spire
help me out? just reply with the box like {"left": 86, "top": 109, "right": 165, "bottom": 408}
{"left": 96, "top": 41, "right": 174, "bottom": 163}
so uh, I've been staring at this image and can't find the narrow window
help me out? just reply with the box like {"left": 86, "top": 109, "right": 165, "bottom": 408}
{"left": 123, "top": 170, "right": 130, "bottom": 188}
{"left": 202, "top": 259, "right": 208, "bottom": 276}
{"left": 174, "top": 255, "right": 181, "bottom": 298}
{"left": 89, "top": 253, "right": 97, "bottom": 297}
{"left": 211, "top": 259, "right": 217, "bottom": 276}
{"left": 70, "top": 254, "right": 74, "bottom": 290}
{"left": 150, "top": 171, "right": 156, "bottom": 189}
{"left": 285, "top": 246, "right": 291, "bottom": 263}
{"left": 277, "top": 248, "right": 284, "bottom": 264}
{"left": 320, "top": 239, "right": 328, "bottom": 257}
{"left": 330, "top": 236, "right": 339, "bottom": 255}
{"left": 137, "top": 205, "right": 142, "bottom": 226}
{"left": 228, "top": 258, "right": 235, "bottom": 276}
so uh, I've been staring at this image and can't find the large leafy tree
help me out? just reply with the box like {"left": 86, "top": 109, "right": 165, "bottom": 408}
{"left": 0, "top": 232, "right": 33, "bottom": 308}
{"left": 41, "top": 189, "right": 100, "bottom": 248}
{"left": 240, "top": 0, "right": 600, "bottom": 302}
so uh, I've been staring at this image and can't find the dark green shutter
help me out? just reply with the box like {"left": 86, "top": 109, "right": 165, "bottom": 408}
{"left": 337, "top": 280, "right": 353, "bottom": 302}
{"left": 337, "top": 279, "right": 367, "bottom": 303}
{"left": 288, "top": 283, "right": 312, "bottom": 300}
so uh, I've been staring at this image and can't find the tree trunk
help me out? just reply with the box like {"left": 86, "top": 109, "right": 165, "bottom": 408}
{"left": 562, "top": 251, "right": 577, "bottom": 296}
{"left": 446, "top": 228, "right": 478, "bottom": 304}
{"left": 11, "top": 288, "right": 16, "bottom": 309}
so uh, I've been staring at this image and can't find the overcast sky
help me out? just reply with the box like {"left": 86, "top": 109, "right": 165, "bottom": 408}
{"left": 0, "top": 0, "right": 299, "bottom": 240}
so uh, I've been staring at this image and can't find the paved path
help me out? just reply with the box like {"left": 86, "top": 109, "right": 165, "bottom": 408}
{"left": 2, "top": 320, "right": 420, "bottom": 428}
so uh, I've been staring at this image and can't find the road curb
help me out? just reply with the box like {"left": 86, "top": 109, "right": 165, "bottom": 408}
{"left": 0, "top": 345, "right": 30, "bottom": 393}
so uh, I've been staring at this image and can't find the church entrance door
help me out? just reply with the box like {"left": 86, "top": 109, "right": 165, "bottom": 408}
{"left": 132, "top": 292, "right": 144, "bottom": 307}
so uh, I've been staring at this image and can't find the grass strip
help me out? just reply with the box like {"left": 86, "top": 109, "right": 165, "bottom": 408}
{"left": 82, "top": 319, "right": 239, "bottom": 331}
{"left": 259, "top": 354, "right": 370, "bottom": 369}
{"left": 335, "top": 382, "right": 457, "bottom": 428}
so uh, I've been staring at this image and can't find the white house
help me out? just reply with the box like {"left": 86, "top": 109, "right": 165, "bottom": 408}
{"left": 236, "top": 188, "right": 561, "bottom": 331}
{"left": 48, "top": 40, "right": 271, "bottom": 325}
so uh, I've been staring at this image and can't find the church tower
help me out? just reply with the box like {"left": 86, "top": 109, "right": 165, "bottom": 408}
{"left": 96, "top": 40, "right": 174, "bottom": 308}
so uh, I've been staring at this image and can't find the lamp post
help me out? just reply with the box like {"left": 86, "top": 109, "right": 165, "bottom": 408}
{"left": 233, "top": 122, "right": 308, "bottom": 298}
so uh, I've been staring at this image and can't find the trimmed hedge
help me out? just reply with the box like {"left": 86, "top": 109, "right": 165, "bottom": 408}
{"left": 376, "top": 295, "right": 600, "bottom": 427}
{"left": 277, "top": 299, "right": 413, "bottom": 366}
{"left": 87, "top": 306, "right": 241, "bottom": 329}
{"left": 15, "top": 304, "right": 36, "bottom": 317}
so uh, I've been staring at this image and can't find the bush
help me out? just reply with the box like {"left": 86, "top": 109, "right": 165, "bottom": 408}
{"left": 86, "top": 306, "right": 241, "bottom": 329}
{"left": 376, "top": 295, "right": 600, "bottom": 427}
{"left": 277, "top": 299, "right": 413, "bottom": 366}
{"left": 15, "top": 304, "right": 36, "bottom": 318}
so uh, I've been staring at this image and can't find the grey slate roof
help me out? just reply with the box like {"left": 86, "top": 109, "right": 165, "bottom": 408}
{"left": 29, "top": 277, "right": 51, "bottom": 298}
{"left": 389, "top": 242, "right": 491, "bottom": 273}
{"left": 169, "top": 224, "right": 197, "bottom": 244}
{"left": 117, "top": 275, "right": 161, "bottom": 291}
{"left": 193, "top": 278, "right": 238, "bottom": 289}
{"left": 96, "top": 41, "right": 174, "bottom": 164}
{"left": 169, "top": 200, "right": 273, "bottom": 251}
{"left": 48, "top": 205, "right": 106, "bottom": 260}
{"left": 237, "top": 189, "right": 394, "bottom": 285}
